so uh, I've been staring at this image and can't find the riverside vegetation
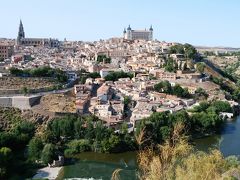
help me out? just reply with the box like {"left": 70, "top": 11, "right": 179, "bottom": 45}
{"left": 134, "top": 123, "right": 240, "bottom": 180}
{"left": 0, "top": 99, "right": 235, "bottom": 179}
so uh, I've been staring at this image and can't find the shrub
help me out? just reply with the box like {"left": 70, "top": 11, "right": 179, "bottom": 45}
{"left": 64, "top": 139, "right": 91, "bottom": 156}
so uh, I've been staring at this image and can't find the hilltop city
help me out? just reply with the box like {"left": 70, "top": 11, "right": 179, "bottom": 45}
{"left": 1, "top": 20, "right": 240, "bottom": 179}
{"left": 0, "top": 21, "right": 238, "bottom": 124}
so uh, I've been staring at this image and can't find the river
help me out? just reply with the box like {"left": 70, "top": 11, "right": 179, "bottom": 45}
{"left": 58, "top": 116, "right": 240, "bottom": 180}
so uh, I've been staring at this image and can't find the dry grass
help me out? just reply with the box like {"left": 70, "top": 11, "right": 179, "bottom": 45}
{"left": 0, "top": 77, "right": 59, "bottom": 90}
{"left": 39, "top": 93, "right": 76, "bottom": 113}
{"left": 111, "top": 168, "right": 122, "bottom": 180}
{"left": 175, "top": 150, "right": 225, "bottom": 180}
{"left": 137, "top": 122, "right": 240, "bottom": 180}
{"left": 137, "top": 122, "right": 192, "bottom": 180}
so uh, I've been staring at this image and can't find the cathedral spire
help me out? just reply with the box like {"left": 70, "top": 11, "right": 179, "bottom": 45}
{"left": 17, "top": 19, "right": 25, "bottom": 44}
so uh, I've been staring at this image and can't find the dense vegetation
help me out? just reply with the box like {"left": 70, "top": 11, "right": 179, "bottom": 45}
{"left": 154, "top": 80, "right": 190, "bottom": 98}
{"left": 135, "top": 100, "right": 232, "bottom": 146}
{"left": 104, "top": 71, "right": 134, "bottom": 81}
{"left": 45, "top": 116, "right": 136, "bottom": 155}
{"left": 210, "top": 76, "right": 240, "bottom": 102}
{"left": 0, "top": 100, "right": 233, "bottom": 178}
{"left": 169, "top": 43, "right": 198, "bottom": 59}
{"left": 10, "top": 66, "right": 68, "bottom": 83}
{"left": 163, "top": 58, "right": 178, "bottom": 72}
{"left": 0, "top": 112, "right": 37, "bottom": 179}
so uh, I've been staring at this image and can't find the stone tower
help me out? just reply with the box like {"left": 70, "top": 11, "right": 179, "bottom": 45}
{"left": 126, "top": 25, "right": 132, "bottom": 40}
{"left": 149, "top": 25, "right": 153, "bottom": 41}
{"left": 17, "top": 20, "right": 25, "bottom": 45}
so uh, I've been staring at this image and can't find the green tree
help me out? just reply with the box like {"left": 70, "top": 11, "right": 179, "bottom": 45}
{"left": 0, "top": 147, "right": 12, "bottom": 178}
{"left": 154, "top": 80, "right": 172, "bottom": 94}
{"left": 88, "top": 72, "right": 101, "bottom": 79}
{"left": 104, "top": 71, "right": 133, "bottom": 81}
{"left": 28, "top": 137, "right": 43, "bottom": 161}
{"left": 97, "top": 55, "right": 111, "bottom": 64}
{"left": 101, "top": 135, "right": 121, "bottom": 153}
{"left": 172, "top": 84, "right": 189, "bottom": 98}
{"left": 183, "top": 43, "right": 197, "bottom": 59}
{"left": 64, "top": 139, "right": 91, "bottom": 156}
{"left": 74, "top": 118, "right": 85, "bottom": 139}
{"left": 211, "top": 101, "right": 232, "bottom": 113}
{"left": 120, "top": 122, "right": 128, "bottom": 135}
{"left": 0, "top": 147, "right": 12, "bottom": 165}
{"left": 41, "top": 144, "right": 56, "bottom": 164}
{"left": 195, "top": 88, "right": 209, "bottom": 99}
{"left": 164, "top": 58, "right": 177, "bottom": 72}
{"left": 196, "top": 62, "right": 206, "bottom": 73}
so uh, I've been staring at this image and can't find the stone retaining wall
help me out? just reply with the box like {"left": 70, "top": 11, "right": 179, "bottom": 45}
{"left": 0, "top": 97, "right": 12, "bottom": 107}
{"left": 0, "top": 95, "right": 42, "bottom": 110}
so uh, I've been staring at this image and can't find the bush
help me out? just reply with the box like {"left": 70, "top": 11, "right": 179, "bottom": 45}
{"left": 41, "top": 144, "right": 56, "bottom": 164}
{"left": 104, "top": 71, "right": 133, "bottom": 81}
{"left": 97, "top": 55, "right": 111, "bottom": 64}
{"left": 211, "top": 101, "right": 232, "bottom": 113}
{"left": 28, "top": 137, "right": 44, "bottom": 161}
{"left": 64, "top": 139, "right": 91, "bottom": 156}
{"left": 9, "top": 67, "right": 67, "bottom": 83}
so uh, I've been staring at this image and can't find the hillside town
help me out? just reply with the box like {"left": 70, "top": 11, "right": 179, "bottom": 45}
{"left": 0, "top": 21, "right": 238, "bottom": 131}
{"left": 1, "top": 0, "right": 240, "bottom": 179}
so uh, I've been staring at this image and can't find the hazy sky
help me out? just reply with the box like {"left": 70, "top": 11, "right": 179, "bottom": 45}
{"left": 1, "top": 0, "right": 240, "bottom": 47}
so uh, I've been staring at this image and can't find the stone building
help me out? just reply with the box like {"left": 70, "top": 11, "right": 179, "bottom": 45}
{"left": 0, "top": 43, "right": 14, "bottom": 59}
{"left": 16, "top": 20, "right": 59, "bottom": 47}
{"left": 123, "top": 25, "right": 153, "bottom": 41}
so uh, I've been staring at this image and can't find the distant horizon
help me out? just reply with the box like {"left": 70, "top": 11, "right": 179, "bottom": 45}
{"left": 1, "top": 0, "right": 240, "bottom": 47}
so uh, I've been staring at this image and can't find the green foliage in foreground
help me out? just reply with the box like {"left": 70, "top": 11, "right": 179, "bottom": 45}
{"left": 0, "top": 120, "right": 36, "bottom": 179}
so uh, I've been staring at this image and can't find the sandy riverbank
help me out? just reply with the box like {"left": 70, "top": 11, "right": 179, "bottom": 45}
{"left": 33, "top": 166, "right": 62, "bottom": 180}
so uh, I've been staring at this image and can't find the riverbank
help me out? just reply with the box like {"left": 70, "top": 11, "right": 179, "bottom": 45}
{"left": 33, "top": 166, "right": 62, "bottom": 180}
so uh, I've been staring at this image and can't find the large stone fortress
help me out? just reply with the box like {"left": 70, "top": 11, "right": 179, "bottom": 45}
{"left": 123, "top": 25, "right": 153, "bottom": 41}
{"left": 17, "top": 20, "right": 59, "bottom": 47}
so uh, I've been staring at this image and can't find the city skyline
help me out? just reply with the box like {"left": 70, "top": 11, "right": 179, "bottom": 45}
{"left": 1, "top": 0, "right": 240, "bottom": 47}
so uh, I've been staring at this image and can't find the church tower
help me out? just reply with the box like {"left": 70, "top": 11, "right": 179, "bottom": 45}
{"left": 149, "top": 25, "right": 153, "bottom": 41}
{"left": 17, "top": 20, "right": 25, "bottom": 45}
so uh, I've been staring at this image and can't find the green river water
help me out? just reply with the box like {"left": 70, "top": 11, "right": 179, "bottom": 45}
{"left": 58, "top": 116, "right": 240, "bottom": 180}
